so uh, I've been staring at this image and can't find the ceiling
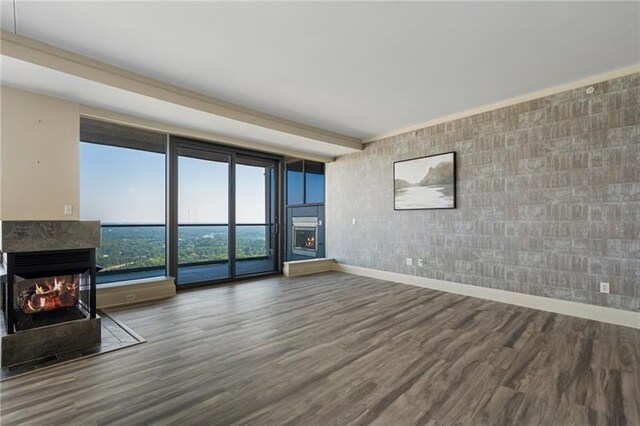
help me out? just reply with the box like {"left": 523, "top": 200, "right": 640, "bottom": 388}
{"left": 0, "top": 56, "right": 359, "bottom": 159}
{"left": 1, "top": 1, "right": 639, "bottom": 145}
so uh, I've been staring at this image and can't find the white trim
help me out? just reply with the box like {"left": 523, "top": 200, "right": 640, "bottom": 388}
{"left": 364, "top": 65, "right": 640, "bottom": 143}
{"left": 0, "top": 29, "right": 362, "bottom": 151}
{"left": 332, "top": 263, "right": 640, "bottom": 330}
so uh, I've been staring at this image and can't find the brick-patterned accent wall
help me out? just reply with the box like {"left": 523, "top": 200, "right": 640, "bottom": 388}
{"left": 326, "top": 73, "right": 640, "bottom": 312}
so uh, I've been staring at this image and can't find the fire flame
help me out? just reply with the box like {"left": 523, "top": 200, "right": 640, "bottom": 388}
{"left": 20, "top": 276, "right": 79, "bottom": 314}
{"left": 34, "top": 277, "right": 76, "bottom": 295}
{"left": 305, "top": 235, "right": 316, "bottom": 249}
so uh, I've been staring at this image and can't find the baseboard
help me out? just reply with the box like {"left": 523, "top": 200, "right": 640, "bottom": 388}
{"left": 97, "top": 276, "right": 176, "bottom": 309}
{"left": 332, "top": 263, "right": 640, "bottom": 330}
{"left": 284, "top": 258, "right": 335, "bottom": 277}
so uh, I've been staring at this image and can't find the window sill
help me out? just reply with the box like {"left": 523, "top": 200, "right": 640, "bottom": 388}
{"left": 98, "top": 276, "right": 174, "bottom": 289}
{"left": 97, "top": 276, "right": 175, "bottom": 309}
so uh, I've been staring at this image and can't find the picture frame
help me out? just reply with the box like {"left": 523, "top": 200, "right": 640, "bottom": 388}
{"left": 393, "top": 151, "right": 456, "bottom": 210}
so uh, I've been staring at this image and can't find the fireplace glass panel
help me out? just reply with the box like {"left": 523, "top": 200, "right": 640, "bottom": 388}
{"left": 13, "top": 270, "right": 91, "bottom": 332}
{"left": 294, "top": 229, "right": 317, "bottom": 252}
{"left": 291, "top": 216, "right": 318, "bottom": 257}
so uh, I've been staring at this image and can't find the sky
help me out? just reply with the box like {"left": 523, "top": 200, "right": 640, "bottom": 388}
{"left": 80, "top": 143, "right": 267, "bottom": 224}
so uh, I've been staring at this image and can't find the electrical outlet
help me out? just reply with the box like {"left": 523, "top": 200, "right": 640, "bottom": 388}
{"left": 64, "top": 205, "right": 73, "bottom": 215}
{"left": 352, "top": 218, "right": 357, "bottom": 225}
{"left": 405, "top": 257, "right": 413, "bottom": 266}
{"left": 418, "top": 259, "right": 423, "bottom": 267}
{"left": 125, "top": 293, "right": 136, "bottom": 301}
{"left": 599, "top": 282, "right": 610, "bottom": 294}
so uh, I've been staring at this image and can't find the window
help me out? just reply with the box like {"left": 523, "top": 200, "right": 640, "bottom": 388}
{"left": 79, "top": 119, "right": 166, "bottom": 284}
{"left": 304, "top": 161, "right": 325, "bottom": 203}
{"left": 286, "top": 161, "right": 304, "bottom": 205}
{"left": 80, "top": 119, "right": 282, "bottom": 287}
{"left": 286, "top": 160, "right": 325, "bottom": 205}
{"left": 176, "top": 151, "right": 230, "bottom": 283}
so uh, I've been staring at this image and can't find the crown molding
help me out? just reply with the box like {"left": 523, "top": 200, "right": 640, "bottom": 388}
{"left": 0, "top": 30, "right": 362, "bottom": 152}
{"left": 364, "top": 64, "right": 640, "bottom": 143}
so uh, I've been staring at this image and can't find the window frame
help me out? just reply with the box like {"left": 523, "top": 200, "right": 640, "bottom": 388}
{"left": 80, "top": 118, "right": 169, "bottom": 284}
{"left": 80, "top": 118, "right": 284, "bottom": 289}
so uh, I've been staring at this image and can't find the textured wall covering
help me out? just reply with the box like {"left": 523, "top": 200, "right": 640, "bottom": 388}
{"left": 326, "top": 73, "right": 640, "bottom": 312}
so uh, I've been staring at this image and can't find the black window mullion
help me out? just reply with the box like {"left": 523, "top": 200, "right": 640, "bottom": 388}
{"left": 167, "top": 136, "right": 179, "bottom": 285}
{"left": 229, "top": 153, "right": 237, "bottom": 279}
{"left": 302, "top": 160, "right": 307, "bottom": 204}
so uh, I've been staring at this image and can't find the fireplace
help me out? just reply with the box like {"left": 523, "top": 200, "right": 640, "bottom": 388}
{"left": 292, "top": 217, "right": 318, "bottom": 257}
{"left": 5, "top": 249, "right": 96, "bottom": 334}
{"left": 1, "top": 221, "right": 101, "bottom": 368}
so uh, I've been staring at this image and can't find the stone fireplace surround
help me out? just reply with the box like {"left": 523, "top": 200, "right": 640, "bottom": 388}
{"left": 0, "top": 220, "right": 101, "bottom": 368}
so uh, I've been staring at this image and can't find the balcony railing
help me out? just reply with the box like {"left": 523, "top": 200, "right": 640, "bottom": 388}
{"left": 97, "top": 223, "right": 272, "bottom": 284}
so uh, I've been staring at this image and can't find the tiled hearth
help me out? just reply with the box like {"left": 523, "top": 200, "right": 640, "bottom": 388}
{"left": 0, "top": 310, "right": 145, "bottom": 380}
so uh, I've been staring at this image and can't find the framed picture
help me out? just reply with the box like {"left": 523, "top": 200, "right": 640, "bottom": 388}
{"left": 394, "top": 151, "right": 456, "bottom": 210}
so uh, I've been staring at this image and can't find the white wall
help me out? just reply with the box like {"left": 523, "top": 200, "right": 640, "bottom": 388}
{"left": 0, "top": 86, "right": 80, "bottom": 220}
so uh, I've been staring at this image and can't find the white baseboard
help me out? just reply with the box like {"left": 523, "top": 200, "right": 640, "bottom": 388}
{"left": 332, "top": 263, "right": 640, "bottom": 330}
{"left": 97, "top": 276, "right": 176, "bottom": 309}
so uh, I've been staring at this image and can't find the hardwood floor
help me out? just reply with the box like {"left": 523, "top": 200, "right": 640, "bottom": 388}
{"left": 1, "top": 272, "right": 639, "bottom": 425}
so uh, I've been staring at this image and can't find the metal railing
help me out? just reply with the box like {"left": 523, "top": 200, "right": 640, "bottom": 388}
{"left": 98, "top": 223, "right": 271, "bottom": 277}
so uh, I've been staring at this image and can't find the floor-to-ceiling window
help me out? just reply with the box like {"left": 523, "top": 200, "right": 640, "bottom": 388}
{"left": 79, "top": 119, "right": 166, "bottom": 284}
{"left": 80, "top": 119, "right": 282, "bottom": 288}
{"left": 176, "top": 148, "right": 231, "bottom": 285}
{"left": 170, "top": 139, "right": 280, "bottom": 287}
{"left": 235, "top": 158, "right": 278, "bottom": 276}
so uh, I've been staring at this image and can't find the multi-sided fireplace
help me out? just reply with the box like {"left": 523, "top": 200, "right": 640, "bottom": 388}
{"left": 1, "top": 221, "right": 101, "bottom": 368}
{"left": 5, "top": 249, "right": 96, "bottom": 334}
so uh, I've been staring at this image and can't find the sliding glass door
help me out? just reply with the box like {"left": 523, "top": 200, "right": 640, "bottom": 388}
{"left": 172, "top": 140, "right": 280, "bottom": 287}
{"left": 177, "top": 147, "right": 231, "bottom": 285}
{"left": 235, "top": 157, "right": 278, "bottom": 276}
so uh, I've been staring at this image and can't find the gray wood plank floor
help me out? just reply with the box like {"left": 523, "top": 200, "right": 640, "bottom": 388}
{"left": 1, "top": 272, "right": 639, "bottom": 425}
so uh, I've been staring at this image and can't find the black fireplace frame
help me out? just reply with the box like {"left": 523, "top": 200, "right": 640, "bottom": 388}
{"left": 4, "top": 248, "right": 97, "bottom": 335}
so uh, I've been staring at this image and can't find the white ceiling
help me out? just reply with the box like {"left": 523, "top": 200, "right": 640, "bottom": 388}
{"left": 1, "top": 1, "right": 639, "bottom": 142}
{"left": 0, "top": 56, "right": 358, "bottom": 159}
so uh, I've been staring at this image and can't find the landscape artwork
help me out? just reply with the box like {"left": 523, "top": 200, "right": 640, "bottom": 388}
{"left": 394, "top": 152, "right": 456, "bottom": 210}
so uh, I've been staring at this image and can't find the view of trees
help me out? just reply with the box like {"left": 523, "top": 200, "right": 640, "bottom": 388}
{"left": 98, "top": 225, "right": 267, "bottom": 271}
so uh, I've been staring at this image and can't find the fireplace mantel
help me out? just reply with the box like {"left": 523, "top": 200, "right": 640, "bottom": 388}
{"left": 0, "top": 220, "right": 101, "bottom": 253}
